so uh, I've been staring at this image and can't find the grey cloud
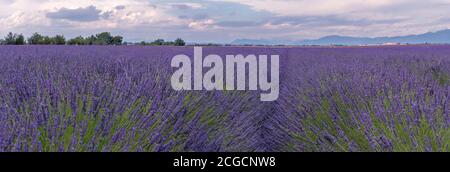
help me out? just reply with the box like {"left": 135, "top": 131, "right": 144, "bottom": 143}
{"left": 178, "top": 15, "right": 188, "bottom": 19}
{"left": 192, "top": 14, "right": 209, "bottom": 20}
{"left": 115, "top": 5, "right": 126, "bottom": 10}
{"left": 171, "top": 4, "right": 194, "bottom": 10}
{"left": 216, "top": 21, "right": 262, "bottom": 27}
{"left": 213, "top": 15, "right": 395, "bottom": 28}
{"left": 178, "top": 14, "right": 209, "bottom": 20}
{"left": 101, "top": 11, "right": 113, "bottom": 19}
{"left": 46, "top": 6, "right": 102, "bottom": 22}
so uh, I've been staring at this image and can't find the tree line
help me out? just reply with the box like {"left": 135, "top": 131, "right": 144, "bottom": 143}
{"left": 0, "top": 32, "right": 186, "bottom": 46}
{"left": 138, "top": 38, "right": 186, "bottom": 46}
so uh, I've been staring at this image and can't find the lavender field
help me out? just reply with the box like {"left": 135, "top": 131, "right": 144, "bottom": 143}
{"left": 0, "top": 45, "right": 448, "bottom": 152}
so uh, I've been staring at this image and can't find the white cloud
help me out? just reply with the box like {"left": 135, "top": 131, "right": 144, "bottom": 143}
{"left": 188, "top": 19, "right": 216, "bottom": 30}
{"left": 0, "top": 0, "right": 181, "bottom": 35}
{"left": 0, "top": 11, "right": 49, "bottom": 29}
{"left": 168, "top": 2, "right": 204, "bottom": 10}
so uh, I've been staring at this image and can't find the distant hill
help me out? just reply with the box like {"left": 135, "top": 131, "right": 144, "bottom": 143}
{"left": 231, "top": 29, "right": 450, "bottom": 45}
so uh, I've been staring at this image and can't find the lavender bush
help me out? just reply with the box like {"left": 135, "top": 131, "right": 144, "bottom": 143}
{"left": 0, "top": 45, "right": 448, "bottom": 152}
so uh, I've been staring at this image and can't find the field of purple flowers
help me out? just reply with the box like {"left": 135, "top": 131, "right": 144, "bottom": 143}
{"left": 0, "top": 45, "right": 448, "bottom": 152}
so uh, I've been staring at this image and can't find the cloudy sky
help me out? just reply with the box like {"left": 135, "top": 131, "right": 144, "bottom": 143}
{"left": 1, "top": 0, "right": 450, "bottom": 43}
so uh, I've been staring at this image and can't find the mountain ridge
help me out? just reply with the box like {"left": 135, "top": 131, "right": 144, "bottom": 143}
{"left": 231, "top": 29, "right": 450, "bottom": 45}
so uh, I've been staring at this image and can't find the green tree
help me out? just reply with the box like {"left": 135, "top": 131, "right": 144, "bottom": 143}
{"left": 15, "top": 34, "right": 25, "bottom": 45}
{"left": 28, "top": 33, "right": 44, "bottom": 44}
{"left": 164, "top": 41, "right": 175, "bottom": 46}
{"left": 85, "top": 35, "right": 95, "bottom": 45}
{"left": 68, "top": 36, "right": 86, "bottom": 45}
{"left": 4, "top": 32, "right": 25, "bottom": 45}
{"left": 94, "top": 32, "right": 113, "bottom": 45}
{"left": 139, "top": 41, "right": 149, "bottom": 45}
{"left": 111, "top": 36, "right": 123, "bottom": 45}
{"left": 42, "top": 36, "right": 52, "bottom": 44}
{"left": 4, "top": 32, "right": 16, "bottom": 45}
{"left": 150, "top": 39, "right": 165, "bottom": 46}
{"left": 174, "top": 38, "right": 186, "bottom": 46}
{"left": 52, "top": 35, "right": 66, "bottom": 45}
{"left": 61, "top": 32, "right": 124, "bottom": 45}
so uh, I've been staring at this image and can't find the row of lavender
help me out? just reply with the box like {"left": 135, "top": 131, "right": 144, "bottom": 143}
{"left": 280, "top": 46, "right": 449, "bottom": 151}
{"left": 0, "top": 45, "right": 448, "bottom": 152}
